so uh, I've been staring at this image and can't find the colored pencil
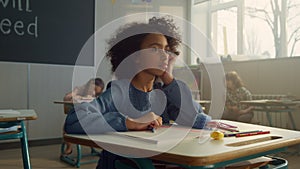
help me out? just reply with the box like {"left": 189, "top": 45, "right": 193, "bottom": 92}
{"left": 236, "top": 131, "right": 270, "bottom": 137}
{"left": 224, "top": 130, "right": 262, "bottom": 137}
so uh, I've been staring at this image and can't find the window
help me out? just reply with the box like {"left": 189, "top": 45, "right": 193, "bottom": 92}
{"left": 192, "top": 0, "right": 300, "bottom": 61}
{"left": 211, "top": 7, "right": 238, "bottom": 59}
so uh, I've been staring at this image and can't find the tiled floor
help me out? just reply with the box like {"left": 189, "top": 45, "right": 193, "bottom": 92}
{"left": 0, "top": 144, "right": 299, "bottom": 169}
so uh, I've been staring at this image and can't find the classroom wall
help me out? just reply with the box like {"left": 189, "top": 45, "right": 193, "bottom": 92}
{"left": 0, "top": 62, "right": 72, "bottom": 141}
{"left": 0, "top": 0, "right": 188, "bottom": 140}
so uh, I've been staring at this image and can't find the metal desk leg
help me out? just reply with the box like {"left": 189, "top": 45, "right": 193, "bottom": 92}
{"left": 20, "top": 121, "right": 31, "bottom": 169}
{"left": 266, "top": 111, "right": 273, "bottom": 127}
{"left": 288, "top": 111, "right": 297, "bottom": 130}
{"left": 60, "top": 143, "right": 99, "bottom": 167}
{"left": 129, "top": 158, "right": 156, "bottom": 169}
{"left": 60, "top": 143, "right": 82, "bottom": 168}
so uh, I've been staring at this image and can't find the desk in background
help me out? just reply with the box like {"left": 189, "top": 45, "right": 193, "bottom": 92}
{"left": 240, "top": 100, "right": 300, "bottom": 130}
{"left": 195, "top": 100, "right": 211, "bottom": 113}
{"left": 54, "top": 99, "right": 93, "bottom": 114}
{"left": 0, "top": 109, "right": 37, "bottom": 169}
{"left": 64, "top": 120, "right": 300, "bottom": 169}
{"left": 53, "top": 99, "right": 93, "bottom": 105}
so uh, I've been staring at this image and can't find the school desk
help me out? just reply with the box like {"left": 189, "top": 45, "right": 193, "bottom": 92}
{"left": 240, "top": 100, "right": 300, "bottom": 130}
{"left": 54, "top": 99, "right": 94, "bottom": 114}
{"left": 63, "top": 120, "right": 300, "bottom": 169}
{"left": 53, "top": 98, "right": 94, "bottom": 105}
{"left": 0, "top": 109, "right": 37, "bottom": 169}
{"left": 195, "top": 100, "right": 211, "bottom": 113}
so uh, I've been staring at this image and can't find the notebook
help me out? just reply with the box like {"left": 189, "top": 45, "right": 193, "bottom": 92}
{"left": 0, "top": 109, "right": 21, "bottom": 115}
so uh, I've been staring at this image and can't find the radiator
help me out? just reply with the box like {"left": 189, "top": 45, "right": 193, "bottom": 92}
{"left": 253, "top": 111, "right": 292, "bottom": 129}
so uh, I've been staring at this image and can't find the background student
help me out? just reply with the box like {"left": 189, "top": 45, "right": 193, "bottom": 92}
{"left": 62, "top": 77, "right": 105, "bottom": 156}
{"left": 63, "top": 78, "right": 105, "bottom": 102}
{"left": 63, "top": 77, "right": 105, "bottom": 114}
{"left": 222, "top": 71, "right": 253, "bottom": 123}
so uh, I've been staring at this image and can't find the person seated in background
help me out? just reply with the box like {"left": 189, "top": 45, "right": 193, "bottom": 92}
{"left": 63, "top": 78, "right": 105, "bottom": 102}
{"left": 222, "top": 71, "right": 253, "bottom": 123}
{"left": 63, "top": 77, "right": 105, "bottom": 114}
{"left": 62, "top": 77, "right": 105, "bottom": 156}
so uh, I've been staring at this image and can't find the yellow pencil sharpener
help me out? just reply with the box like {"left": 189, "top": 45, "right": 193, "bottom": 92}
{"left": 210, "top": 131, "right": 224, "bottom": 140}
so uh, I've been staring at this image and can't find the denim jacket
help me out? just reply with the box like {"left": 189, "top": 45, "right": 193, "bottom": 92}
{"left": 64, "top": 79, "right": 211, "bottom": 134}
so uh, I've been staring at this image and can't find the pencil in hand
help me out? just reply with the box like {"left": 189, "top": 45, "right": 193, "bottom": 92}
{"left": 147, "top": 126, "right": 155, "bottom": 133}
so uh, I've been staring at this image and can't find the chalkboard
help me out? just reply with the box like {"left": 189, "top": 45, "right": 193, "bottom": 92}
{"left": 0, "top": 0, "right": 95, "bottom": 66}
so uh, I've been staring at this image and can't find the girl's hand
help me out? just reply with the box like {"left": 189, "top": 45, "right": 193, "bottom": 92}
{"left": 166, "top": 52, "right": 177, "bottom": 74}
{"left": 126, "top": 112, "right": 162, "bottom": 131}
{"left": 239, "top": 106, "right": 254, "bottom": 114}
{"left": 227, "top": 105, "right": 239, "bottom": 113}
{"left": 158, "top": 53, "right": 177, "bottom": 85}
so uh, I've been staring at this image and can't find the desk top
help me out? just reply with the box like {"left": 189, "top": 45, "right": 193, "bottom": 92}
{"left": 195, "top": 100, "right": 211, "bottom": 104}
{"left": 0, "top": 109, "right": 37, "bottom": 122}
{"left": 53, "top": 100, "right": 75, "bottom": 105}
{"left": 64, "top": 120, "right": 300, "bottom": 166}
{"left": 53, "top": 99, "right": 93, "bottom": 105}
{"left": 240, "top": 99, "right": 300, "bottom": 106}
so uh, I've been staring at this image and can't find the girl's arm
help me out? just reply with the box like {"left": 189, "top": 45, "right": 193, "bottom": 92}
{"left": 64, "top": 84, "right": 163, "bottom": 134}
{"left": 157, "top": 54, "right": 211, "bottom": 129}
{"left": 162, "top": 80, "right": 211, "bottom": 129}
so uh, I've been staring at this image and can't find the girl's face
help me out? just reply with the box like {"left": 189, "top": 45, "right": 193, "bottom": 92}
{"left": 226, "top": 80, "right": 235, "bottom": 91}
{"left": 138, "top": 33, "right": 171, "bottom": 76}
{"left": 94, "top": 86, "right": 103, "bottom": 97}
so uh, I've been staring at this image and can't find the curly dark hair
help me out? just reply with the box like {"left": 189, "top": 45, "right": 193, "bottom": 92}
{"left": 106, "top": 16, "right": 181, "bottom": 76}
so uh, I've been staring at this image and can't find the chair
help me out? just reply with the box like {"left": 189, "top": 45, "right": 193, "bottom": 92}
{"left": 115, "top": 158, "right": 186, "bottom": 169}
{"left": 115, "top": 156, "right": 288, "bottom": 169}
{"left": 0, "top": 121, "right": 31, "bottom": 169}
{"left": 225, "top": 156, "right": 288, "bottom": 169}
{"left": 264, "top": 156, "right": 288, "bottom": 169}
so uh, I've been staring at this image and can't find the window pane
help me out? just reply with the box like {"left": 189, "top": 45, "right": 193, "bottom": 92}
{"left": 211, "top": 7, "right": 237, "bottom": 58}
{"left": 244, "top": 0, "right": 300, "bottom": 59}
{"left": 287, "top": 1, "right": 300, "bottom": 57}
{"left": 244, "top": 0, "right": 274, "bottom": 59}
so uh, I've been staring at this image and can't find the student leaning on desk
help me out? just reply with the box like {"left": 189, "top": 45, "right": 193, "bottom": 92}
{"left": 64, "top": 16, "right": 211, "bottom": 169}
{"left": 62, "top": 78, "right": 105, "bottom": 156}
{"left": 63, "top": 77, "right": 105, "bottom": 115}
{"left": 63, "top": 78, "right": 105, "bottom": 102}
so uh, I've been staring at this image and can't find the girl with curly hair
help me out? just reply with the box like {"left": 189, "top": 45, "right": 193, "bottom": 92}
{"left": 64, "top": 16, "right": 211, "bottom": 169}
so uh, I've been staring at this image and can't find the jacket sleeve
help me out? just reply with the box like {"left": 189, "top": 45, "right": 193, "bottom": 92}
{"left": 162, "top": 79, "right": 211, "bottom": 129}
{"left": 64, "top": 88, "right": 128, "bottom": 134}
